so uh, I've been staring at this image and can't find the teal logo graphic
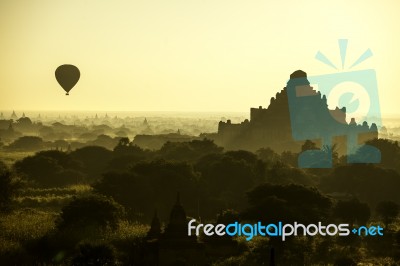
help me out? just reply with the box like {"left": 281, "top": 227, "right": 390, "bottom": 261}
{"left": 287, "top": 40, "right": 381, "bottom": 168}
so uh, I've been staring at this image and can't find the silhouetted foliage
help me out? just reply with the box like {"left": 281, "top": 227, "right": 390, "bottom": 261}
{"left": 113, "top": 138, "right": 146, "bottom": 157}
{"left": 6, "top": 136, "right": 45, "bottom": 151}
{"left": 334, "top": 257, "right": 357, "bottom": 266}
{"left": 158, "top": 139, "right": 223, "bottom": 161}
{"left": 0, "top": 160, "right": 7, "bottom": 172}
{"left": 71, "top": 243, "right": 116, "bottom": 266}
{"left": 70, "top": 146, "right": 113, "bottom": 182}
{"left": 36, "top": 150, "right": 82, "bottom": 169}
{"left": 52, "top": 139, "right": 69, "bottom": 150}
{"left": 243, "top": 183, "right": 332, "bottom": 224}
{"left": 107, "top": 155, "right": 145, "bottom": 172}
{"left": 320, "top": 164, "right": 400, "bottom": 207}
{"left": 376, "top": 201, "right": 399, "bottom": 229}
{"left": 333, "top": 198, "right": 370, "bottom": 226}
{"left": 266, "top": 161, "right": 316, "bottom": 186}
{"left": 195, "top": 151, "right": 265, "bottom": 214}
{"left": 301, "top": 139, "right": 318, "bottom": 152}
{"left": 0, "top": 162, "right": 19, "bottom": 211}
{"left": 118, "top": 137, "right": 130, "bottom": 146}
{"left": 256, "top": 147, "right": 280, "bottom": 167}
{"left": 280, "top": 150, "right": 298, "bottom": 167}
{"left": 3, "top": 129, "right": 400, "bottom": 265}
{"left": 93, "top": 171, "right": 152, "bottom": 219}
{"left": 322, "top": 144, "right": 339, "bottom": 166}
{"left": 14, "top": 151, "right": 84, "bottom": 187}
{"left": 94, "top": 159, "right": 199, "bottom": 220}
{"left": 87, "top": 134, "right": 120, "bottom": 150}
{"left": 58, "top": 194, "right": 125, "bottom": 231}
{"left": 366, "top": 138, "right": 400, "bottom": 172}
{"left": 216, "top": 209, "right": 240, "bottom": 224}
{"left": 109, "top": 139, "right": 149, "bottom": 171}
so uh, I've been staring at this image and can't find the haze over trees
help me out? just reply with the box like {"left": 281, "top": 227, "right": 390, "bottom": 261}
{"left": 1, "top": 117, "right": 400, "bottom": 264}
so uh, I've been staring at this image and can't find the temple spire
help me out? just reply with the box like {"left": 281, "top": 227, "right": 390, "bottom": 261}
{"left": 146, "top": 209, "right": 161, "bottom": 239}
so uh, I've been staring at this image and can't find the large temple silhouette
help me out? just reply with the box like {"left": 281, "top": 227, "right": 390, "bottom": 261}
{"left": 209, "top": 70, "right": 378, "bottom": 155}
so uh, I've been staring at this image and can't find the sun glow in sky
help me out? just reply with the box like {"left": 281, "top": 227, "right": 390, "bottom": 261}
{"left": 1, "top": 0, "right": 400, "bottom": 114}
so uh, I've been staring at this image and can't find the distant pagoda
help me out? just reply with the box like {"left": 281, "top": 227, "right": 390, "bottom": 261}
{"left": 10, "top": 110, "right": 18, "bottom": 120}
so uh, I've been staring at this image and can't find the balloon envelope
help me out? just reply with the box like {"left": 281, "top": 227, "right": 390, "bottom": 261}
{"left": 55, "top": 64, "right": 80, "bottom": 95}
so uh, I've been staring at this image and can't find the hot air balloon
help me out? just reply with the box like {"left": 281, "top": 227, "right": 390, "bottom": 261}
{"left": 55, "top": 64, "right": 80, "bottom": 95}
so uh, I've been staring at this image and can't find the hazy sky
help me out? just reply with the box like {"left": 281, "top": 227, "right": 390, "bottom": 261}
{"left": 1, "top": 0, "right": 399, "bottom": 114}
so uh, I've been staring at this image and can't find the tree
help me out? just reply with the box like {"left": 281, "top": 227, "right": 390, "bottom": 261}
{"left": 301, "top": 140, "right": 318, "bottom": 152}
{"left": 256, "top": 147, "right": 280, "bottom": 167}
{"left": 376, "top": 201, "right": 399, "bottom": 229}
{"left": 6, "top": 136, "right": 44, "bottom": 151}
{"left": 113, "top": 138, "right": 147, "bottom": 159}
{"left": 243, "top": 184, "right": 332, "bottom": 224}
{"left": 14, "top": 151, "right": 84, "bottom": 187}
{"left": 58, "top": 194, "right": 125, "bottom": 231}
{"left": 280, "top": 151, "right": 298, "bottom": 167}
{"left": 333, "top": 199, "right": 370, "bottom": 226}
{"left": 159, "top": 139, "right": 223, "bottom": 161}
{"left": 320, "top": 164, "right": 400, "bottom": 208}
{"left": 117, "top": 137, "right": 130, "bottom": 147}
{"left": 195, "top": 151, "right": 265, "bottom": 215}
{"left": 87, "top": 134, "right": 119, "bottom": 150}
{"left": 35, "top": 150, "right": 82, "bottom": 169}
{"left": 334, "top": 257, "right": 357, "bottom": 266}
{"left": 70, "top": 146, "right": 113, "bottom": 182}
{"left": 216, "top": 209, "right": 240, "bottom": 225}
{"left": 266, "top": 161, "right": 315, "bottom": 186}
{"left": 0, "top": 162, "right": 19, "bottom": 212}
{"left": 93, "top": 171, "right": 153, "bottom": 219}
{"left": 71, "top": 243, "right": 116, "bottom": 266}
{"left": 94, "top": 159, "right": 200, "bottom": 220}
{"left": 365, "top": 138, "right": 400, "bottom": 172}
{"left": 15, "top": 155, "right": 62, "bottom": 186}
{"left": 322, "top": 144, "right": 339, "bottom": 166}
{"left": 0, "top": 160, "right": 7, "bottom": 172}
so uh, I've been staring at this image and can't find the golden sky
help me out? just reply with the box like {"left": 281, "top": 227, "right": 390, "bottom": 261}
{"left": 0, "top": 0, "right": 399, "bottom": 114}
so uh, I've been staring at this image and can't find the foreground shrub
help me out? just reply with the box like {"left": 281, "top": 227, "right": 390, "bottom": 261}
{"left": 71, "top": 242, "right": 116, "bottom": 266}
{"left": 58, "top": 194, "right": 125, "bottom": 232}
{"left": 0, "top": 162, "right": 20, "bottom": 211}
